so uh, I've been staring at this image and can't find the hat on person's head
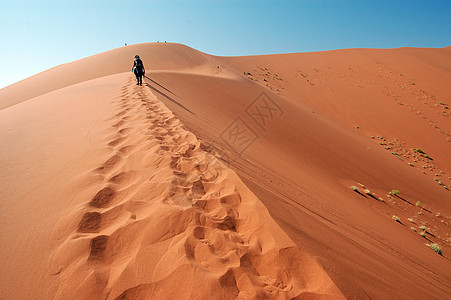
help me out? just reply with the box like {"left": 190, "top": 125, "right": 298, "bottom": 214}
{"left": 135, "top": 55, "right": 140, "bottom": 58}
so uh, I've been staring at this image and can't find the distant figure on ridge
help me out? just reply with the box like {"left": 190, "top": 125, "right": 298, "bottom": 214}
{"left": 132, "top": 55, "right": 145, "bottom": 86}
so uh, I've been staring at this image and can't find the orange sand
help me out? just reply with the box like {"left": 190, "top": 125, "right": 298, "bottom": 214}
{"left": 1, "top": 43, "right": 450, "bottom": 299}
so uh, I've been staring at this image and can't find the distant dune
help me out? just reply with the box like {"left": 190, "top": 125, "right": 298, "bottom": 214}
{"left": 0, "top": 43, "right": 450, "bottom": 299}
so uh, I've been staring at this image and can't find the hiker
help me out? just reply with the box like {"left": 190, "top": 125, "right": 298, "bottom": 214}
{"left": 132, "top": 55, "right": 145, "bottom": 85}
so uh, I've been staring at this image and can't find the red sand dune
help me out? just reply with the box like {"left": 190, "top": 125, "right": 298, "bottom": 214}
{"left": 1, "top": 43, "right": 450, "bottom": 299}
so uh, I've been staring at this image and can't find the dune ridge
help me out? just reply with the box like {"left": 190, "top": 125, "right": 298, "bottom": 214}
{"left": 49, "top": 76, "right": 343, "bottom": 299}
{"left": 0, "top": 43, "right": 227, "bottom": 110}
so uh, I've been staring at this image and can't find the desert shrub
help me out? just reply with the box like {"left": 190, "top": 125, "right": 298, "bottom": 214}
{"left": 392, "top": 215, "right": 401, "bottom": 223}
{"left": 391, "top": 189, "right": 400, "bottom": 195}
{"left": 429, "top": 243, "right": 442, "bottom": 255}
{"left": 414, "top": 148, "right": 424, "bottom": 154}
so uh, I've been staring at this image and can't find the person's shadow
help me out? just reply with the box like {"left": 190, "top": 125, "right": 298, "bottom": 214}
{"left": 144, "top": 75, "right": 194, "bottom": 115}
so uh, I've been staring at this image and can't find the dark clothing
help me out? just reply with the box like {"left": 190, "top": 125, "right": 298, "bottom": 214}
{"left": 132, "top": 58, "right": 145, "bottom": 85}
{"left": 134, "top": 67, "right": 144, "bottom": 85}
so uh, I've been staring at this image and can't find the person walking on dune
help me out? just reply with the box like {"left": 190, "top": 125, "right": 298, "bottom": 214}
{"left": 132, "top": 55, "right": 145, "bottom": 85}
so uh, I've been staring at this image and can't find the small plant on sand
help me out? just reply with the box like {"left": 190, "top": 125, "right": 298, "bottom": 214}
{"left": 392, "top": 215, "right": 401, "bottom": 223}
{"left": 420, "top": 231, "right": 426, "bottom": 238}
{"left": 364, "top": 189, "right": 372, "bottom": 195}
{"left": 416, "top": 201, "right": 422, "bottom": 206}
{"left": 411, "top": 227, "right": 417, "bottom": 232}
{"left": 350, "top": 186, "right": 359, "bottom": 192}
{"left": 390, "top": 189, "right": 400, "bottom": 196}
{"left": 428, "top": 243, "right": 442, "bottom": 255}
{"left": 436, "top": 212, "right": 441, "bottom": 217}
{"left": 408, "top": 218, "right": 414, "bottom": 223}
{"left": 419, "top": 225, "right": 427, "bottom": 232}
{"left": 414, "top": 148, "right": 425, "bottom": 154}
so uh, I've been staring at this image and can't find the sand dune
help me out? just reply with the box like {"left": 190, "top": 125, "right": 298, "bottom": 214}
{"left": 1, "top": 69, "right": 343, "bottom": 299}
{"left": 1, "top": 43, "right": 450, "bottom": 299}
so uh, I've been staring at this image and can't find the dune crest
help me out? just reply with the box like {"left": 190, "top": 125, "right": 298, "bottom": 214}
{"left": 49, "top": 77, "right": 343, "bottom": 299}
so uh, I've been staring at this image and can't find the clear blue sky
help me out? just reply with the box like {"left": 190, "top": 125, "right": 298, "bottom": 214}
{"left": 0, "top": 0, "right": 450, "bottom": 89}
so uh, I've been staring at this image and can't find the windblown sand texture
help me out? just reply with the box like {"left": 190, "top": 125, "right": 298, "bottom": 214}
{"left": 1, "top": 43, "right": 450, "bottom": 299}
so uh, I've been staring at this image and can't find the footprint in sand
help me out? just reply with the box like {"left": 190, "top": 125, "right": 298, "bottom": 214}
{"left": 89, "top": 187, "right": 116, "bottom": 208}
{"left": 191, "top": 179, "right": 206, "bottom": 199}
{"left": 118, "top": 128, "right": 132, "bottom": 135}
{"left": 89, "top": 235, "right": 109, "bottom": 260}
{"left": 108, "top": 136, "right": 126, "bottom": 147}
{"left": 115, "top": 110, "right": 127, "bottom": 117}
{"left": 78, "top": 212, "right": 102, "bottom": 233}
{"left": 97, "top": 154, "right": 122, "bottom": 173}
{"left": 112, "top": 119, "right": 125, "bottom": 128}
{"left": 108, "top": 170, "right": 140, "bottom": 185}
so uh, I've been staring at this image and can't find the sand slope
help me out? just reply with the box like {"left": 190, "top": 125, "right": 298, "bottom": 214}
{"left": 1, "top": 43, "right": 450, "bottom": 299}
{"left": 1, "top": 68, "right": 343, "bottom": 298}
{"left": 49, "top": 76, "right": 342, "bottom": 299}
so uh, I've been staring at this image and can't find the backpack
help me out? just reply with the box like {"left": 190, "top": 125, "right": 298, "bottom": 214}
{"left": 135, "top": 58, "right": 143, "bottom": 68}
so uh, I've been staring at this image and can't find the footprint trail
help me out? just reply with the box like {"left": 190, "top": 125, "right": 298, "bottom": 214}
{"left": 49, "top": 75, "right": 343, "bottom": 300}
